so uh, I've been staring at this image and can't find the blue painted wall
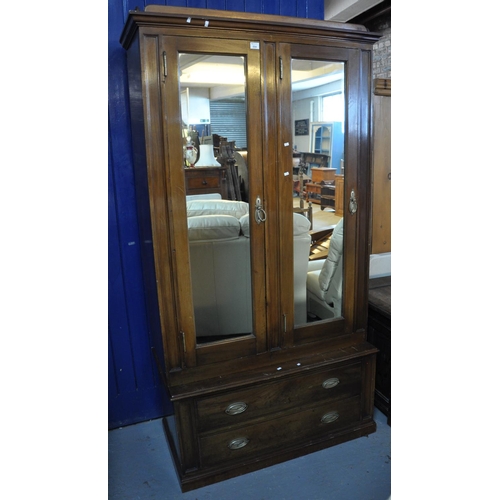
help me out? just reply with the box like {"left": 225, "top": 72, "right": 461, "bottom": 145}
{"left": 108, "top": 0, "right": 325, "bottom": 429}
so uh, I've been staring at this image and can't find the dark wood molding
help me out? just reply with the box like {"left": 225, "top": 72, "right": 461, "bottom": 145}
{"left": 374, "top": 78, "right": 391, "bottom": 96}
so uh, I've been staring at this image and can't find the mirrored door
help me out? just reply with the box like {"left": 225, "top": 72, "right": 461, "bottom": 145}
{"left": 273, "top": 42, "right": 355, "bottom": 346}
{"left": 179, "top": 52, "right": 254, "bottom": 346}
{"left": 163, "top": 38, "right": 266, "bottom": 363}
{"left": 291, "top": 59, "right": 345, "bottom": 329}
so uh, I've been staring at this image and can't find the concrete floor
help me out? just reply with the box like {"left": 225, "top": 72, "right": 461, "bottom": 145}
{"left": 109, "top": 408, "right": 391, "bottom": 499}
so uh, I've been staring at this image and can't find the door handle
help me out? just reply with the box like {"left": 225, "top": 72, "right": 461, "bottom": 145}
{"left": 255, "top": 196, "right": 267, "bottom": 224}
{"left": 349, "top": 189, "right": 358, "bottom": 215}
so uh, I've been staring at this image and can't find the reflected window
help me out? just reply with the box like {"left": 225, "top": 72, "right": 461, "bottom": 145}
{"left": 321, "top": 93, "right": 344, "bottom": 124}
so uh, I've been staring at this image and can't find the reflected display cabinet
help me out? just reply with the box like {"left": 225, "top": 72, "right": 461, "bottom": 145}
{"left": 311, "top": 121, "right": 344, "bottom": 171}
{"left": 120, "top": 6, "right": 381, "bottom": 492}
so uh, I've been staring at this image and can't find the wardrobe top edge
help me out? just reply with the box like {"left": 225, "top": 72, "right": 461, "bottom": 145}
{"left": 120, "top": 6, "right": 381, "bottom": 49}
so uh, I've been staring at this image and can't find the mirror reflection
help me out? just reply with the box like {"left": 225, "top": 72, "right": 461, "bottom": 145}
{"left": 179, "top": 53, "right": 253, "bottom": 344}
{"left": 178, "top": 53, "right": 346, "bottom": 344}
{"left": 291, "top": 59, "right": 345, "bottom": 326}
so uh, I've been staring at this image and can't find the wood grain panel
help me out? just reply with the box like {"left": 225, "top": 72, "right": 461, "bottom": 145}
{"left": 199, "top": 395, "right": 361, "bottom": 467}
{"left": 371, "top": 80, "right": 391, "bottom": 254}
{"left": 195, "top": 361, "right": 362, "bottom": 432}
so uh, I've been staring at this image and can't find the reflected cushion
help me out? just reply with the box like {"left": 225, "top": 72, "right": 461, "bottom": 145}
{"left": 318, "top": 218, "right": 343, "bottom": 292}
{"left": 293, "top": 212, "right": 311, "bottom": 235}
{"left": 187, "top": 215, "right": 241, "bottom": 241}
{"left": 186, "top": 193, "right": 222, "bottom": 201}
{"left": 240, "top": 214, "right": 251, "bottom": 238}
{"left": 186, "top": 199, "right": 249, "bottom": 219}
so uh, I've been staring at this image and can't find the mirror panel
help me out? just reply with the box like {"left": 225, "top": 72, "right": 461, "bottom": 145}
{"left": 179, "top": 53, "right": 254, "bottom": 345}
{"left": 291, "top": 59, "right": 345, "bottom": 327}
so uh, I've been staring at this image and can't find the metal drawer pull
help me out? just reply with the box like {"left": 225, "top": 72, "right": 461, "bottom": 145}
{"left": 225, "top": 402, "right": 248, "bottom": 415}
{"left": 321, "top": 411, "right": 340, "bottom": 424}
{"left": 322, "top": 377, "right": 340, "bottom": 389}
{"left": 228, "top": 437, "right": 249, "bottom": 450}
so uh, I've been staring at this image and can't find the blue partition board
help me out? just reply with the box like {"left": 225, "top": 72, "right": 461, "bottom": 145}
{"left": 108, "top": 0, "right": 325, "bottom": 429}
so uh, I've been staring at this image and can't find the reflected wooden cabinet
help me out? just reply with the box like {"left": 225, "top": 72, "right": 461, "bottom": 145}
{"left": 306, "top": 169, "right": 344, "bottom": 216}
{"left": 310, "top": 122, "right": 344, "bottom": 170}
{"left": 121, "top": 6, "right": 380, "bottom": 492}
{"left": 184, "top": 167, "right": 228, "bottom": 199}
{"left": 311, "top": 122, "right": 333, "bottom": 156}
{"left": 335, "top": 174, "right": 345, "bottom": 216}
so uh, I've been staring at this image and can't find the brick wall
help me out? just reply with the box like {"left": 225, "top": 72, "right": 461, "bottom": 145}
{"left": 369, "top": 13, "right": 391, "bottom": 79}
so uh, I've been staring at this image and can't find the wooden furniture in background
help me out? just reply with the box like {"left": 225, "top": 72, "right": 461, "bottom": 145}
{"left": 293, "top": 171, "right": 314, "bottom": 225}
{"left": 299, "top": 152, "right": 329, "bottom": 171}
{"left": 366, "top": 276, "right": 391, "bottom": 425}
{"left": 311, "top": 123, "right": 332, "bottom": 156}
{"left": 320, "top": 184, "right": 335, "bottom": 210}
{"left": 310, "top": 122, "right": 344, "bottom": 170}
{"left": 185, "top": 167, "right": 228, "bottom": 199}
{"left": 305, "top": 181, "right": 321, "bottom": 204}
{"left": 305, "top": 169, "right": 344, "bottom": 216}
{"left": 311, "top": 167, "right": 336, "bottom": 184}
{"left": 306, "top": 167, "right": 335, "bottom": 205}
{"left": 371, "top": 78, "right": 391, "bottom": 254}
{"left": 334, "top": 174, "right": 344, "bottom": 216}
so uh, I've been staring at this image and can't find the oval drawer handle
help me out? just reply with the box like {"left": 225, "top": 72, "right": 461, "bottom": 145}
{"left": 228, "top": 437, "right": 249, "bottom": 450}
{"left": 322, "top": 377, "right": 340, "bottom": 389}
{"left": 202, "top": 179, "right": 208, "bottom": 185}
{"left": 321, "top": 411, "right": 340, "bottom": 424}
{"left": 225, "top": 402, "right": 248, "bottom": 416}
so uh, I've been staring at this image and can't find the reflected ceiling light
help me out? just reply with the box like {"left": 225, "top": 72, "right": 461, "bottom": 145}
{"left": 180, "top": 63, "right": 245, "bottom": 86}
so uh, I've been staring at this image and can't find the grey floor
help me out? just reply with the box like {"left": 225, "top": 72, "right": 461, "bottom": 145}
{"left": 109, "top": 408, "right": 391, "bottom": 499}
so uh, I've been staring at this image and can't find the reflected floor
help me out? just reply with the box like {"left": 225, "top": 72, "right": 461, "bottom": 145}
{"left": 293, "top": 196, "right": 341, "bottom": 232}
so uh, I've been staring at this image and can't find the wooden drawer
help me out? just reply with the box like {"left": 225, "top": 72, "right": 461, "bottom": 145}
{"left": 184, "top": 167, "right": 228, "bottom": 199}
{"left": 196, "top": 362, "right": 362, "bottom": 432}
{"left": 185, "top": 172, "right": 221, "bottom": 190}
{"left": 305, "top": 182, "right": 321, "bottom": 195}
{"left": 199, "top": 395, "right": 361, "bottom": 468}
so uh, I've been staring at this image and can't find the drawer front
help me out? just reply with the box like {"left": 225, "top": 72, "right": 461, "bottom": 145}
{"left": 306, "top": 183, "right": 321, "bottom": 194}
{"left": 196, "top": 362, "right": 362, "bottom": 432}
{"left": 312, "top": 168, "right": 335, "bottom": 183}
{"left": 199, "top": 395, "right": 361, "bottom": 468}
{"left": 185, "top": 172, "right": 221, "bottom": 190}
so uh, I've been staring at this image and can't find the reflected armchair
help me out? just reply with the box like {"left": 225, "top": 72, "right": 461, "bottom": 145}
{"left": 306, "top": 218, "right": 344, "bottom": 319}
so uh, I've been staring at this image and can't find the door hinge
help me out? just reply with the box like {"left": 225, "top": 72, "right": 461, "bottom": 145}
{"left": 181, "top": 331, "right": 186, "bottom": 353}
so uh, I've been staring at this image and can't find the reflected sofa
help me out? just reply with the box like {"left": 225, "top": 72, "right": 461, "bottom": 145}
{"left": 186, "top": 196, "right": 311, "bottom": 337}
{"left": 306, "top": 218, "right": 344, "bottom": 320}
